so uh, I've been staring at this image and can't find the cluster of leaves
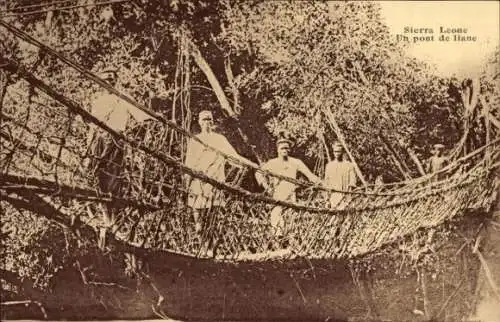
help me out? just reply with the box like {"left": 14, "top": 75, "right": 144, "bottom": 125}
{"left": 481, "top": 49, "right": 500, "bottom": 107}
{"left": 479, "top": 48, "right": 500, "bottom": 135}
{"left": 218, "top": 1, "right": 462, "bottom": 180}
{"left": 1, "top": 203, "right": 68, "bottom": 291}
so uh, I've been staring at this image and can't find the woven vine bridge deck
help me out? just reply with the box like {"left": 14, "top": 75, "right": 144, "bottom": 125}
{"left": 1, "top": 21, "right": 499, "bottom": 262}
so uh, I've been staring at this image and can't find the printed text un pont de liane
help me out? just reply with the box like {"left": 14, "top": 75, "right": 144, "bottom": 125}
{"left": 396, "top": 27, "right": 477, "bottom": 43}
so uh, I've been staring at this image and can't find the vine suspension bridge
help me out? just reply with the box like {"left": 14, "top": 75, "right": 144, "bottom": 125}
{"left": 1, "top": 20, "right": 499, "bottom": 263}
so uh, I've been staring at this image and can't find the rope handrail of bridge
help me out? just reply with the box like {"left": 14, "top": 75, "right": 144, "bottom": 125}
{"left": 1, "top": 42, "right": 498, "bottom": 261}
{"left": 362, "top": 138, "right": 500, "bottom": 192}
{"left": 1, "top": 117, "right": 494, "bottom": 215}
{"left": 0, "top": 20, "right": 338, "bottom": 196}
{"left": 3, "top": 19, "right": 488, "bottom": 199}
{"left": 1, "top": 56, "right": 497, "bottom": 217}
{"left": 2, "top": 164, "right": 495, "bottom": 261}
{"left": 1, "top": 19, "right": 382, "bottom": 197}
{"left": 0, "top": 57, "right": 356, "bottom": 215}
{"left": 0, "top": 172, "right": 164, "bottom": 210}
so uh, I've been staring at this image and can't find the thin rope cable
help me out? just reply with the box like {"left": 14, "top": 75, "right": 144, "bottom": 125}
{"left": 1, "top": 173, "right": 162, "bottom": 210}
{"left": 0, "top": 20, "right": 496, "bottom": 198}
{"left": 0, "top": 0, "right": 74, "bottom": 13}
{"left": 3, "top": 58, "right": 497, "bottom": 216}
{"left": 0, "top": 0, "right": 131, "bottom": 17}
{"left": 0, "top": 19, "right": 472, "bottom": 198}
{"left": 0, "top": 20, "right": 380, "bottom": 197}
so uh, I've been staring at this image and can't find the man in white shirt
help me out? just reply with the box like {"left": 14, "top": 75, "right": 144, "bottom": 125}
{"left": 184, "top": 110, "right": 256, "bottom": 233}
{"left": 324, "top": 142, "right": 357, "bottom": 208}
{"left": 255, "top": 137, "right": 321, "bottom": 235}
{"left": 426, "top": 143, "right": 448, "bottom": 182}
{"left": 87, "top": 68, "right": 153, "bottom": 249}
{"left": 90, "top": 69, "right": 152, "bottom": 133}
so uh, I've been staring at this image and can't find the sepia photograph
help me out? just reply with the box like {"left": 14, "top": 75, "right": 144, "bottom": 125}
{"left": 1, "top": 1, "right": 499, "bottom": 321}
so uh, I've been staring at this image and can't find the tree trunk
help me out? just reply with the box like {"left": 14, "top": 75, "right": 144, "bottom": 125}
{"left": 224, "top": 56, "right": 240, "bottom": 115}
{"left": 479, "top": 96, "right": 500, "bottom": 166}
{"left": 379, "top": 134, "right": 413, "bottom": 180}
{"left": 322, "top": 106, "right": 367, "bottom": 187}
{"left": 187, "top": 39, "right": 236, "bottom": 117}
{"left": 0, "top": 69, "right": 9, "bottom": 114}
{"left": 187, "top": 38, "right": 263, "bottom": 164}
{"left": 406, "top": 147, "right": 426, "bottom": 176}
{"left": 481, "top": 96, "right": 491, "bottom": 165}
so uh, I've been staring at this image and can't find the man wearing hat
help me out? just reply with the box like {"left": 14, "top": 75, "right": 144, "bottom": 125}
{"left": 324, "top": 141, "right": 357, "bottom": 208}
{"left": 87, "top": 67, "right": 153, "bottom": 249}
{"left": 255, "top": 135, "right": 321, "bottom": 235}
{"left": 426, "top": 143, "right": 448, "bottom": 181}
{"left": 90, "top": 68, "right": 152, "bottom": 133}
{"left": 184, "top": 110, "right": 256, "bottom": 233}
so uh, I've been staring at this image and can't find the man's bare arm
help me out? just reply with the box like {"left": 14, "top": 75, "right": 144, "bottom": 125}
{"left": 297, "top": 160, "right": 321, "bottom": 184}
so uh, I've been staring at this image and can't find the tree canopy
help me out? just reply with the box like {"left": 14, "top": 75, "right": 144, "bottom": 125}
{"left": 3, "top": 0, "right": 490, "bottom": 180}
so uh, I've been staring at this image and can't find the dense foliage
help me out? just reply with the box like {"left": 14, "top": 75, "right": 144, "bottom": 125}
{"left": 1, "top": 0, "right": 497, "bottom": 318}
{"left": 3, "top": 0, "right": 492, "bottom": 178}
